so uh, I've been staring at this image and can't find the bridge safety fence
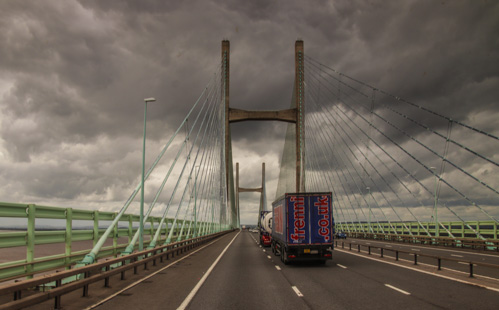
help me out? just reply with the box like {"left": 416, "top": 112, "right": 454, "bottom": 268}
{"left": 0, "top": 230, "right": 235, "bottom": 310}
{"left": 334, "top": 240, "right": 499, "bottom": 278}
{"left": 0, "top": 202, "right": 219, "bottom": 282}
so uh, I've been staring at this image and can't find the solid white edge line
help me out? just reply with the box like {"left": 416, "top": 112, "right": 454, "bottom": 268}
{"left": 335, "top": 248, "right": 499, "bottom": 293}
{"left": 352, "top": 248, "right": 499, "bottom": 282}
{"left": 177, "top": 231, "right": 241, "bottom": 310}
{"left": 337, "top": 264, "right": 347, "bottom": 269}
{"left": 84, "top": 235, "right": 226, "bottom": 310}
{"left": 385, "top": 284, "right": 411, "bottom": 295}
{"left": 292, "top": 286, "right": 304, "bottom": 297}
{"left": 351, "top": 239, "right": 499, "bottom": 258}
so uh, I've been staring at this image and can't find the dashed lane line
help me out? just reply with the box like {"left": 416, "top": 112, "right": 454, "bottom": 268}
{"left": 335, "top": 247, "right": 499, "bottom": 293}
{"left": 385, "top": 284, "right": 411, "bottom": 295}
{"left": 337, "top": 264, "right": 347, "bottom": 269}
{"left": 292, "top": 286, "right": 304, "bottom": 297}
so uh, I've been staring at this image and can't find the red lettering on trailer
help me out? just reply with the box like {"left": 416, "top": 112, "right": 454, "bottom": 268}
{"left": 315, "top": 195, "right": 331, "bottom": 242}
{"left": 290, "top": 196, "right": 306, "bottom": 242}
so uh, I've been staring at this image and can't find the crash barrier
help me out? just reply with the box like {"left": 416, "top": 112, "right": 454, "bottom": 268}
{"left": 338, "top": 220, "right": 497, "bottom": 243}
{"left": 0, "top": 230, "right": 234, "bottom": 310}
{"left": 345, "top": 232, "right": 499, "bottom": 251}
{"left": 334, "top": 240, "right": 499, "bottom": 278}
{"left": 0, "top": 202, "right": 215, "bottom": 281}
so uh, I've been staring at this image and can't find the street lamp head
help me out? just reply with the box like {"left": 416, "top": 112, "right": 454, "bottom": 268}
{"left": 430, "top": 166, "right": 436, "bottom": 170}
{"left": 144, "top": 97, "right": 156, "bottom": 103}
{"left": 366, "top": 187, "right": 370, "bottom": 190}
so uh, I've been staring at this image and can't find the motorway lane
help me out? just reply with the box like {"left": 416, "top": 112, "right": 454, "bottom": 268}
{"left": 41, "top": 230, "right": 496, "bottom": 310}
{"left": 188, "top": 231, "right": 498, "bottom": 310}
{"left": 346, "top": 238, "right": 499, "bottom": 264}
{"left": 187, "top": 230, "right": 309, "bottom": 309}
{"left": 344, "top": 238, "right": 499, "bottom": 279}
{"left": 278, "top": 242, "right": 499, "bottom": 309}
{"left": 86, "top": 232, "right": 240, "bottom": 310}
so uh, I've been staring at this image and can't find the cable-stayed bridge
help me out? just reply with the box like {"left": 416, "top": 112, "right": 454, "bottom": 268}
{"left": 0, "top": 41, "right": 498, "bottom": 309}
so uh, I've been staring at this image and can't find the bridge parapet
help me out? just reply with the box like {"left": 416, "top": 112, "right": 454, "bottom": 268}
{"left": 0, "top": 202, "right": 203, "bottom": 281}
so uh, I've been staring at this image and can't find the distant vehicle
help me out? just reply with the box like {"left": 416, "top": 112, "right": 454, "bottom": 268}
{"left": 242, "top": 225, "right": 246, "bottom": 230}
{"left": 271, "top": 192, "right": 333, "bottom": 264}
{"left": 336, "top": 231, "right": 347, "bottom": 239}
{"left": 259, "top": 211, "right": 272, "bottom": 247}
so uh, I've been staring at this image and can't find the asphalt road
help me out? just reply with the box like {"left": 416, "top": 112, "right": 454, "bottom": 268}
{"left": 31, "top": 230, "right": 497, "bottom": 310}
{"left": 343, "top": 238, "right": 499, "bottom": 279}
{"left": 187, "top": 231, "right": 498, "bottom": 309}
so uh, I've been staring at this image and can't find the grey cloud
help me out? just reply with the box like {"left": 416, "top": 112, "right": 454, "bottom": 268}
{"left": 0, "top": 0, "right": 496, "bottom": 225}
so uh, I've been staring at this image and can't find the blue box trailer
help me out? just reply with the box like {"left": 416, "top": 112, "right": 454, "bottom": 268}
{"left": 271, "top": 192, "right": 333, "bottom": 264}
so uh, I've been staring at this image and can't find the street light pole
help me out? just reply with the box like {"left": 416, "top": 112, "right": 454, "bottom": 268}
{"left": 430, "top": 167, "right": 438, "bottom": 238}
{"left": 194, "top": 166, "right": 199, "bottom": 238}
{"left": 366, "top": 187, "right": 371, "bottom": 235}
{"left": 140, "top": 97, "right": 156, "bottom": 252}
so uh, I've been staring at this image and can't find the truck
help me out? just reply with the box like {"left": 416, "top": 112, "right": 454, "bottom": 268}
{"left": 259, "top": 211, "right": 272, "bottom": 247}
{"left": 271, "top": 192, "right": 333, "bottom": 264}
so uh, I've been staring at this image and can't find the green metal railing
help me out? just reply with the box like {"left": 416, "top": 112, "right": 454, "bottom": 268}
{"left": 0, "top": 202, "right": 214, "bottom": 281}
{"left": 337, "top": 220, "right": 498, "bottom": 239}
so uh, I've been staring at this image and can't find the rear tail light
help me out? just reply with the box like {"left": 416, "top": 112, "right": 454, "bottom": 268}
{"left": 324, "top": 253, "right": 332, "bottom": 257}
{"left": 288, "top": 254, "right": 296, "bottom": 258}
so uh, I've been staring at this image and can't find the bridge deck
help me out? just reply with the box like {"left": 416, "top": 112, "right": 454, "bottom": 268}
{"left": 14, "top": 231, "right": 499, "bottom": 310}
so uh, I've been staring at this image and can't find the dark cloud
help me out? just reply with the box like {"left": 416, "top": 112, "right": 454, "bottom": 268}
{"left": 0, "top": 0, "right": 497, "bottom": 225}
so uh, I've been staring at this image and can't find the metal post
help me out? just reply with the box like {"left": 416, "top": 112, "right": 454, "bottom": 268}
{"left": 236, "top": 162, "right": 239, "bottom": 228}
{"left": 27, "top": 204, "right": 35, "bottom": 279}
{"left": 194, "top": 166, "right": 199, "bottom": 237}
{"left": 431, "top": 167, "right": 438, "bottom": 238}
{"left": 141, "top": 97, "right": 156, "bottom": 251}
{"left": 65, "top": 208, "right": 72, "bottom": 269}
{"left": 366, "top": 187, "right": 371, "bottom": 235}
{"left": 93, "top": 210, "right": 99, "bottom": 247}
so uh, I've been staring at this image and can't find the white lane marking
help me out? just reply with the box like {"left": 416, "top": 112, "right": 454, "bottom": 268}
{"left": 451, "top": 254, "right": 464, "bottom": 258}
{"left": 337, "top": 264, "right": 347, "bottom": 269}
{"left": 458, "top": 262, "right": 477, "bottom": 266}
{"left": 385, "top": 284, "right": 411, "bottom": 295}
{"left": 263, "top": 249, "right": 266, "bottom": 252}
{"left": 84, "top": 234, "right": 228, "bottom": 310}
{"left": 275, "top": 265, "right": 281, "bottom": 271}
{"left": 411, "top": 249, "right": 420, "bottom": 252}
{"left": 386, "top": 245, "right": 392, "bottom": 248}
{"left": 365, "top": 242, "right": 371, "bottom": 245}
{"left": 178, "top": 231, "right": 241, "bottom": 310}
{"left": 267, "top": 255, "right": 271, "bottom": 259}
{"left": 292, "top": 286, "right": 304, "bottom": 297}
{"left": 353, "top": 239, "right": 499, "bottom": 258}
{"left": 335, "top": 248, "right": 499, "bottom": 293}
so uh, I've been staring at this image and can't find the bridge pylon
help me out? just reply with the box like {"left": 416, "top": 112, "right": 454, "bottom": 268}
{"left": 236, "top": 162, "right": 266, "bottom": 227}
{"left": 222, "top": 40, "right": 305, "bottom": 199}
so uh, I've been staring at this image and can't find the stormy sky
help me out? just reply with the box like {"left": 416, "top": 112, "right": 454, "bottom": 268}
{"left": 0, "top": 0, "right": 498, "bottom": 225}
